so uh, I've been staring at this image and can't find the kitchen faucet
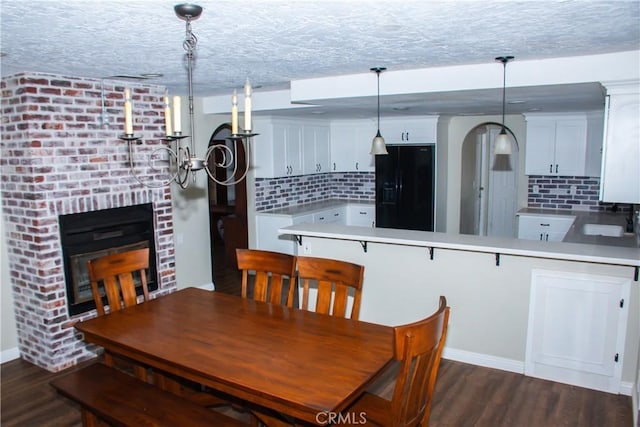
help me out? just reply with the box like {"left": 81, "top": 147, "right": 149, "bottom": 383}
{"left": 626, "top": 204, "right": 636, "bottom": 233}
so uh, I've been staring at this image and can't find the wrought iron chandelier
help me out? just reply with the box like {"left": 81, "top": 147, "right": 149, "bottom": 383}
{"left": 121, "top": 3, "right": 257, "bottom": 189}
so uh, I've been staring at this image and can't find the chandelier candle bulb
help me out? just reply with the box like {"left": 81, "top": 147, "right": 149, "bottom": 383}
{"left": 124, "top": 88, "right": 133, "bottom": 135}
{"left": 231, "top": 89, "right": 238, "bottom": 135}
{"left": 173, "top": 96, "right": 181, "bottom": 134}
{"left": 244, "top": 78, "right": 252, "bottom": 132}
{"left": 164, "top": 96, "right": 173, "bottom": 137}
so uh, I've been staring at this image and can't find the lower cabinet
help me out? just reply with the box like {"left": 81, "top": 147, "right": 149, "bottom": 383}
{"left": 347, "top": 205, "right": 375, "bottom": 228}
{"left": 517, "top": 214, "right": 575, "bottom": 242}
{"left": 255, "top": 204, "right": 373, "bottom": 254}
{"left": 255, "top": 213, "right": 313, "bottom": 255}
{"left": 525, "top": 269, "right": 631, "bottom": 393}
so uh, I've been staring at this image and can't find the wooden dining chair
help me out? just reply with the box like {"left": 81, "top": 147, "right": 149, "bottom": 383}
{"left": 86, "top": 247, "right": 150, "bottom": 380}
{"left": 87, "top": 247, "right": 150, "bottom": 316}
{"left": 343, "top": 296, "right": 450, "bottom": 427}
{"left": 295, "top": 255, "right": 365, "bottom": 320}
{"left": 236, "top": 248, "right": 297, "bottom": 307}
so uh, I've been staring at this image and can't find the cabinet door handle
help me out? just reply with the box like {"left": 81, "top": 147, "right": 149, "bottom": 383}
{"left": 540, "top": 223, "right": 550, "bottom": 226}
{"left": 406, "top": 131, "right": 409, "bottom": 141}
{"left": 359, "top": 211, "right": 367, "bottom": 215}
{"left": 356, "top": 162, "right": 359, "bottom": 170}
{"left": 555, "top": 164, "right": 559, "bottom": 174}
{"left": 540, "top": 233, "right": 543, "bottom": 240}
{"left": 333, "top": 162, "right": 336, "bottom": 171}
{"left": 549, "top": 164, "right": 553, "bottom": 173}
{"left": 545, "top": 233, "right": 549, "bottom": 241}
{"left": 333, "top": 213, "right": 339, "bottom": 217}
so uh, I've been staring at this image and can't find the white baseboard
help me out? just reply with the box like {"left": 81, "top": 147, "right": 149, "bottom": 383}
{"left": 619, "top": 381, "right": 633, "bottom": 397}
{"left": 1, "top": 347, "right": 20, "bottom": 363}
{"left": 199, "top": 282, "right": 215, "bottom": 291}
{"left": 442, "top": 347, "right": 634, "bottom": 396}
{"left": 442, "top": 347, "right": 524, "bottom": 374}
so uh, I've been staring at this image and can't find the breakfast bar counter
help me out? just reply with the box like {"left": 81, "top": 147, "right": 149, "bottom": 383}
{"left": 279, "top": 222, "right": 640, "bottom": 268}
{"left": 277, "top": 223, "right": 639, "bottom": 397}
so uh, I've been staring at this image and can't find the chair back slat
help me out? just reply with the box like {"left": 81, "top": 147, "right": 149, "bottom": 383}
{"left": 391, "top": 296, "right": 450, "bottom": 427}
{"left": 296, "top": 256, "right": 365, "bottom": 320}
{"left": 236, "top": 249, "right": 296, "bottom": 308}
{"left": 87, "top": 248, "right": 150, "bottom": 316}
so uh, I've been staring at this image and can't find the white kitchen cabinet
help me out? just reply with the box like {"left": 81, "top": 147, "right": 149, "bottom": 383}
{"left": 330, "top": 120, "right": 377, "bottom": 172}
{"left": 303, "top": 124, "right": 331, "bottom": 174}
{"left": 525, "top": 269, "right": 631, "bottom": 393}
{"left": 517, "top": 214, "right": 575, "bottom": 242}
{"left": 524, "top": 113, "right": 590, "bottom": 176}
{"left": 599, "top": 81, "right": 640, "bottom": 203}
{"left": 380, "top": 116, "right": 438, "bottom": 144}
{"left": 314, "top": 206, "right": 346, "bottom": 224}
{"left": 347, "top": 205, "right": 375, "bottom": 227}
{"left": 255, "top": 203, "right": 374, "bottom": 253}
{"left": 252, "top": 118, "right": 303, "bottom": 178}
{"left": 255, "top": 213, "right": 313, "bottom": 254}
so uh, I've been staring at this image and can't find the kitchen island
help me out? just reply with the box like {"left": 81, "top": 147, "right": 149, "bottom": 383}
{"left": 278, "top": 223, "right": 639, "bottom": 397}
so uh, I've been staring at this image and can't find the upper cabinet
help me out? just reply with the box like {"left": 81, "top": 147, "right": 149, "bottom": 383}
{"left": 524, "top": 113, "right": 602, "bottom": 177}
{"left": 380, "top": 116, "right": 438, "bottom": 144}
{"left": 329, "top": 119, "right": 377, "bottom": 172}
{"left": 302, "top": 124, "right": 331, "bottom": 174}
{"left": 252, "top": 118, "right": 328, "bottom": 178}
{"left": 599, "top": 82, "right": 640, "bottom": 204}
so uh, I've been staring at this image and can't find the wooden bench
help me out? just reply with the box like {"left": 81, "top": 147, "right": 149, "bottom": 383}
{"left": 50, "top": 363, "right": 247, "bottom": 427}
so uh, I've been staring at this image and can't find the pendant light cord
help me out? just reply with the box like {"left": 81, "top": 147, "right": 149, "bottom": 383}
{"left": 377, "top": 70, "right": 381, "bottom": 130}
{"left": 495, "top": 56, "right": 513, "bottom": 132}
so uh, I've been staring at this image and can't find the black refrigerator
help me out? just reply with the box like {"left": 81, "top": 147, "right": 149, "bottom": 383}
{"left": 375, "top": 144, "right": 435, "bottom": 231}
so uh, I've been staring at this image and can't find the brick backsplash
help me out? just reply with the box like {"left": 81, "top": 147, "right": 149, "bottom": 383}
{"left": 527, "top": 175, "right": 620, "bottom": 211}
{"left": 255, "top": 172, "right": 374, "bottom": 211}
{"left": 1, "top": 72, "right": 176, "bottom": 372}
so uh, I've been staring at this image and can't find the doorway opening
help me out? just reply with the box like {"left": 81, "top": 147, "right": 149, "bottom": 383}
{"left": 459, "top": 122, "right": 519, "bottom": 238}
{"left": 208, "top": 124, "right": 248, "bottom": 281}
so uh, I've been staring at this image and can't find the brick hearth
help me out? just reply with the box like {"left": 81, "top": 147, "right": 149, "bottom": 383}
{"left": 0, "top": 72, "right": 177, "bottom": 372}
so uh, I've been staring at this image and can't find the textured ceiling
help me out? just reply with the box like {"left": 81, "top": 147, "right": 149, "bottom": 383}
{"left": 1, "top": 0, "right": 639, "bottom": 117}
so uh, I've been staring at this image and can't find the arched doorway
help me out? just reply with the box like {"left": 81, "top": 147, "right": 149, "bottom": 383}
{"left": 459, "top": 122, "right": 519, "bottom": 237}
{"left": 208, "top": 124, "right": 248, "bottom": 274}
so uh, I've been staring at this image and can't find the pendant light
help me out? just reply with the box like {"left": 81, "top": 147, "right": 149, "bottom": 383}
{"left": 370, "top": 67, "right": 388, "bottom": 155}
{"left": 494, "top": 56, "right": 514, "bottom": 155}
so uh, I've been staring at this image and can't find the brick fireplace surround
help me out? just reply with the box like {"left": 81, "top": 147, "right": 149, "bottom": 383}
{"left": 1, "top": 72, "right": 177, "bottom": 372}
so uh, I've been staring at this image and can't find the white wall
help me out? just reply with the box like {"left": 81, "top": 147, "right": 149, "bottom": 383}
{"left": 170, "top": 97, "right": 227, "bottom": 290}
{"left": 444, "top": 114, "right": 528, "bottom": 234}
{"left": 1, "top": 210, "right": 19, "bottom": 362}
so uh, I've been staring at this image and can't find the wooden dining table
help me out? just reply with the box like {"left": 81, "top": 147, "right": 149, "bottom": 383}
{"left": 75, "top": 288, "right": 394, "bottom": 425}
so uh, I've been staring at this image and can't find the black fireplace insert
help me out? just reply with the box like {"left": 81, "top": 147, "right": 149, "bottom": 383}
{"left": 59, "top": 204, "right": 158, "bottom": 315}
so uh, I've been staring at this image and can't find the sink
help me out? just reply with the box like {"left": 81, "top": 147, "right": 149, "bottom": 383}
{"left": 581, "top": 223, "right": 625, "bottom": 237}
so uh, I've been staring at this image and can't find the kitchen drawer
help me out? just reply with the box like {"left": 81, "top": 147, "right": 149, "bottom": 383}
{"left": 347, "top": 205, "right": 375, "bottom": 227}
{"left": 517, "top": 214, "right": 575, "bottom": 242}
{"left": 314, "top": 207, "right": 346, "bottom": 224}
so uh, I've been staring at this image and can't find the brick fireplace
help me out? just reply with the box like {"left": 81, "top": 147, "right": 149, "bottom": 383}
{"left": 1, "top": 72, "right": 177, "bottom": 372}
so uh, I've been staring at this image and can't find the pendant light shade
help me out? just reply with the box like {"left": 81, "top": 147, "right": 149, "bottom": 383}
{"left": 494, "top": 129, "right": 512, "bottom": 155}
{"left": 370, "top": 67, "right": 388, "bottom": 155}
{"left": 494, "top": 56, "right": 514, "bottom": 156}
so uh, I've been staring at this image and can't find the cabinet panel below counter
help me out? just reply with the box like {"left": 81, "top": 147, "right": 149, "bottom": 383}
{"left": 256, "top": 201, "right": 374, "bottom": 254}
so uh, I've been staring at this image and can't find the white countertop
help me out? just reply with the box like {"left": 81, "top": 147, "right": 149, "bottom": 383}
{"left": 279, "top": 222, "right": 640, "bottom": 267}
{"left": 517, "top": 208, "right": 638, "bottom": 248}
{"left": 258, "top": 199, "right": 373, "bottom": 217}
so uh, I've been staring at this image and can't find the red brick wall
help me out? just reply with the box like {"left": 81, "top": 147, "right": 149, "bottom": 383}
{"left": 0, "top": 72, "right": 177, "bottom": 372}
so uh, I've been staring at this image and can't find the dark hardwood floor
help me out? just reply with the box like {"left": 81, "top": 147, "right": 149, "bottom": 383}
{"left": 1, "top": 248, "right": 633, "bottom": 426}
{"left": 212, "top": 238, "right": 243, "bottom": 296}
{"left": 1, "top": 355, "right": 633, "bottom": 426}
